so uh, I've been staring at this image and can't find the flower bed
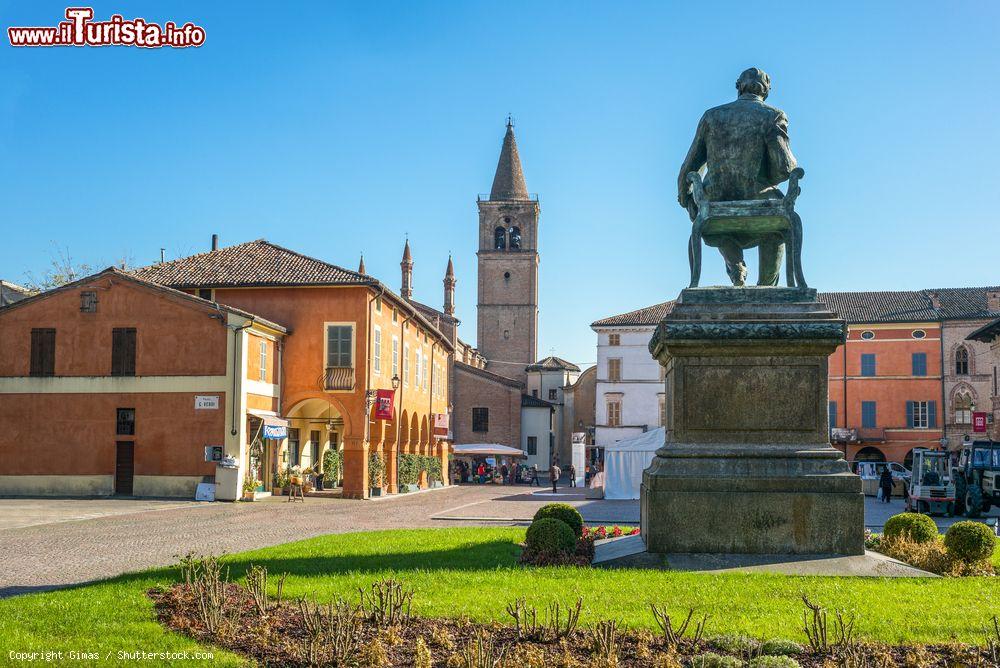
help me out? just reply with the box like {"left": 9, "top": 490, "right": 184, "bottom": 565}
{"left": 585, "top": 525, "right": 640, "bottom": 540}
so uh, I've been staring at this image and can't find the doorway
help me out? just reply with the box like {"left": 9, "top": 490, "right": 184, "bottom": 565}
{"left": 115, "top": 441, "right": 134, "bottom": 495}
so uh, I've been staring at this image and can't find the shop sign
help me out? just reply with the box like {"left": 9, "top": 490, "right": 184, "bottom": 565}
{"left": 973, "top": 411, "right": 988, "bottom": 433}
{"left": 433, "top": 412, "right": 449, "bottom": 436}
{"left": 195, "top": 395, "right": 220, "bottom": 410}
{"left": 375, "top": 389, "right": 395, "bottom": 420}
{"left": 204, "top": 445, "right": 224, "bottom": 462}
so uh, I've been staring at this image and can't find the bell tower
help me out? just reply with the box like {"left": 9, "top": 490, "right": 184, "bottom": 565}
{"left": 476, "top": 118, "right": 539, "bottom": 382}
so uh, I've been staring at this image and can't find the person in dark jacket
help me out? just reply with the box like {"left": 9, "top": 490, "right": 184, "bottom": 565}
{"left": 549, "top": 463, "right": 561, "bottom": 494}
{"left": 879, "top": 467, "right": 893, "bottom": 503}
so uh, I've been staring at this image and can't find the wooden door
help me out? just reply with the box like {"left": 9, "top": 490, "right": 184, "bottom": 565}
{"left": 115, "top": 442, "right": 134, "bottom": 495}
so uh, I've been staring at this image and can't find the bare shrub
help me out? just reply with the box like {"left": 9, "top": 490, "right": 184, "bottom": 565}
{"left": 245, "top": 564, "right": 285, "bottom": 616}
{"left": 359, "top": 579, "right": 413, "bottom": 627}
{"left": 460, "top": 629, "right": 507, "bottom": 668}
{"left": 506, "top": 597, "right": 540, "bottom": 639}
{"left": 651, "top": 604, "right": 708, "bottom": 648}
{"left": 589, "top": 620, "right": 620, "bottom": 668}
{"left": 415, "top": 637, "right": 433, "bottom": 668}
{"left": 546, "top": 598, "right": 583, "bottom": 639}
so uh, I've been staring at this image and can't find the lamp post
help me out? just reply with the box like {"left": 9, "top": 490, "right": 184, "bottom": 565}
{"left": 391, "top": 374, "right": 401, "bottom": 493}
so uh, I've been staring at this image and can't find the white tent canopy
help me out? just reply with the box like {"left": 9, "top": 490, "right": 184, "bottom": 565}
{"left": 602, "top": 427, "right": 664, "bottom": 500}
{"left": 452, "top": 444, "right": 526, "bottom": 458}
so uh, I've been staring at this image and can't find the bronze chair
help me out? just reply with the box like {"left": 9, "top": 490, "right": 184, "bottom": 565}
{"left": 686, "top": 167, "right": 807, "bottom": 288}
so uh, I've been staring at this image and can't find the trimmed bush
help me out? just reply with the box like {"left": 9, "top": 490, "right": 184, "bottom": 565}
{"left": 882, "top": 513, "right": 938, "bottom": 544}
{"left": 750, "top": 657, "right": 801, "bottom": 668}
{"left": 533, "top": 503, "right": 584, "bottom": 537}
{"left": 759, "top": 639, "right": 803, "bottom": 656}
{"left": 525, "top": 518, "right": 576, "bottom": 556}
{"left": 690, "top": 653, "right": 742, "bottom": 668}
{"left": 944, "top": 521, "right": 996, "bottom": 563}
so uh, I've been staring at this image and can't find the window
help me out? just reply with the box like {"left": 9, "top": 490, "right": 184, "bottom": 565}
{"left": 912, "top": 329, "right": 926, "bottom": 339}
{"left": 861, "top": 401, "right": 877, "bottom": 429}
{"left": 911, "top": 352, "right": 927, "bottom": 377}
{"left": 608, "top": 333, "right": 620, "bottom": 346}
{"left": 391, "top": 337, "right": 399, "bottom": 377}
{"left": 860, "top": 330, "right": 875, "bottom": 340}
{"left": 116, "top": 408, "right": 135, "bottom": 436}
{"left": 326, "top": 325, "right": 353, "bottom": 368}
{"left": 828, "top": 401, "right": 837, "bottom": 429}
{"left": 526, "top": 436, "right": 537, "bottom": 455}
{"left": 111, "top": 328, "right": 137, "bottom": 377}
{"left": 607, "top": 400, "right": 622, "bottom": 427}
{"left": 906, "top": 400, "right": 936, "bottom": 429}
{"left": 258, "top": 340, "right": 267, "bottom": 381}
{"left": 532, "top": 389, "right": 538, "bottom": 398}
{"left": 472, "top": 407, "right": 489, "bottom": 432}
{"left": 373, "top": 328, "right": 382, "bottom": 375}
{"left": 288, "top": 428, "right": 300, "bottom": 465}
{"left": 954, "top": 393, "right": 973, "bottom": 425}
{"left": 375, "top": 297, "right": 382, "bottom": 313}
{"left": 198, "top": 288, "right": 213, "bottom": 301}
{"left": 392, "top": 308, "right": 398, "bottom": 323}
{"left": 860, "top": 353, "right": 876, "bottom": 377}
{"left": 422, "top": 353, "right": 428, "bottom": 391}
{"left": 80, "top": 291, "right": 98, "bottom": 312}
{"left": 310, "top": 430, "right": 321, "bottom": 465}
{"left": 30, "top": 328, "right": 55, "bottom": 377}
{"left": 403, "top": 344, "right": 410, "bottom": 386}
{"left": 956, "top": 347, "right": 970, "bottom": 375}
{"left": 414, "top": 349, "right": 422, "bottom": 388}
{"left": 548, "top": 389, "right": 558, "bottom": 401}
{"left": 494, "top": 226, "right": 506, "bottom": 250}
{"left": 509, "top": 226, "right": 521, "bottom": 250}
{"left": 608, "top": 358, "right": 622, "bottom": 382}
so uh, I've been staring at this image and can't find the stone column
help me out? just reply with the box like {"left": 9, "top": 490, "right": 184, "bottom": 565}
{"left": 341, "top": 436, "right": 369, "bottom": 500}
{"left": 384, "top": 442, "right": 399, "bottom": 495}
{"left": 642, "top": 287, "right": 864, "bottom": 555}
{"left": 438, "top": 442, "right": 450, "bottom": 486}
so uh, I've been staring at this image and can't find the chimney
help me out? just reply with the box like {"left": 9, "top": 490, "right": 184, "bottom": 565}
{"left": 927, "top": 291, "right": 941, "bottom": 310}
{"left": 211, "top": 234, "right": 219, "bottom": 251}
{"left": 160, "top": 248, "right": 165, "bottom": 263}
{"left": 988, "top": 290, "right": 1000, "bottom": 313}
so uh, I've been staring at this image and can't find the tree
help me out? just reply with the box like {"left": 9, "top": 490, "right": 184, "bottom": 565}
{"left": 23, "top": 244, "right": 133, "bottom": 293}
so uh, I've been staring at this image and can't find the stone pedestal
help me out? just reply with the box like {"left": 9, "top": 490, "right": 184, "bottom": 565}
{"left": 641, "top": 287, "right": 864, "bottom": 555}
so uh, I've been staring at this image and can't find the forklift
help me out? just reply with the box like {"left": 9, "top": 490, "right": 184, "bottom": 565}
{"left": 904, "top": 448, "right": 956, "bottom": 516}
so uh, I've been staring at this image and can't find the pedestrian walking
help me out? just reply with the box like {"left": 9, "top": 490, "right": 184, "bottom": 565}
{"left": 568, "top": 463, "right": 577, "bottom": 487}
{"left": 529, "top": 465, "right": 540, "bottom": 486}
{"left": 879, "top": 466, "right": 893, "bottom": 504}
{"left": 550, "top": 463, "right": 561, "bottom": 494}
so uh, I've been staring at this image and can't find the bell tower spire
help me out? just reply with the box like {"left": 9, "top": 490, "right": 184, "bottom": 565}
{"left": 489, "top": 117, "right": 529, "bottom": 201}
{"left": 443, "top": 254, "right": 456, "bottom": 316}
{"left": 400, "top": 238, "right": 413, "bottom": 300}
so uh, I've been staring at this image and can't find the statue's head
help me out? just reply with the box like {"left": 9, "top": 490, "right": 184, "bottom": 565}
{"left": 736, "top": 68, "right": 771, "bottom": 100}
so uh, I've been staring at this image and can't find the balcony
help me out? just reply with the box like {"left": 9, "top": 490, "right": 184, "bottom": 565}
{"left": 324, "top": 366, "right": 355, "bottom": 391}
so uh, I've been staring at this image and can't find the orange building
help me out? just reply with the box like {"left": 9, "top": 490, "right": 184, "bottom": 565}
{"left": 132, "top": 239, "right": 453, "bottom": 499}
{"left": 0, "top": 268, "right": 286, "bottom": 499}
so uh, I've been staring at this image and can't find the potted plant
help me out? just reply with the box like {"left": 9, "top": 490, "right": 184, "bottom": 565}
{"left": 289, "top": 465, "right": 304, "bottom": 488}
{"left": 273, "top": 467, "right": 290, "bottom": 496}
{"left": 369, "top": 452, "right": 385, "bottom": 497}
{"left": 242, "top": 474, "right": 261, "bottom": 501}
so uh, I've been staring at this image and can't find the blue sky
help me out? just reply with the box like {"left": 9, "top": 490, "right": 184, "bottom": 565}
{"left": 2, "top": 1, "right": 998, "bottom": 366}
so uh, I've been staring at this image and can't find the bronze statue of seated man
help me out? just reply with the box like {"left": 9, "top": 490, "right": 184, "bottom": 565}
{"left": 678, "top": 67, "right": 802, "bottom": 287}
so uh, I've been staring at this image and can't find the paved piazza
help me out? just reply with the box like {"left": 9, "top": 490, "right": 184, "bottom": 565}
{"left": 1, "top": 486, "right": 997, "bottom": 597}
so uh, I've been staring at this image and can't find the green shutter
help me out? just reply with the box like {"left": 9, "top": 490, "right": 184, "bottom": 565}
{"left": 928, "top": 401, "right": 937, "bottom": 428}
{"left": 905, "top": 401, "right": 914, "bottom": 428}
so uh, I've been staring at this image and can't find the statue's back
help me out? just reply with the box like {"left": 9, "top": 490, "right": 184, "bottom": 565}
{"left": 701, "top": 97, "right": 786, "bottom": 202}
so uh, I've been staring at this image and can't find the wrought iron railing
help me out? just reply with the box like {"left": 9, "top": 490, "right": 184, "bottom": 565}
{"left": 324, "top": 366, "right": 354, "bottom": 391}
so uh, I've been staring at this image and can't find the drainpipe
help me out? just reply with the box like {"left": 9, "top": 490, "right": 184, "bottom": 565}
{"left": 842, "top": 329, "right": 848, "bottom": 458}
{"left": 230, "top": 319, "right": 254, "bottom": 436}
{"left": 940, "top": 322, "right": 947, "bottom": 451}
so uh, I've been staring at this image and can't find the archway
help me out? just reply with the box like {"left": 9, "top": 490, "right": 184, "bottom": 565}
{"left": 420, "top": 415, "right": 429, "bottom": 455}
{"left": 855, "top": 446, "right": 885, "bottom": 462}
{"left": 283, "top": 397, "right": 348, "bottom": 488}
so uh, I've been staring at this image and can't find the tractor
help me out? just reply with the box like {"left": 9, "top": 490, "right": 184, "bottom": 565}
{"left": 952, "top": 440, "right": 1000, "bottom": 518}
{"left": 904, "top": 448, "right": 956, "bottom": 516}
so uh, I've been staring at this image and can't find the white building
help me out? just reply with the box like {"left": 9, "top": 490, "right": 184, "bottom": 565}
{"left": 523, "top": 356, "right": 581, "bottom": 470}
{"left": 591, "top": 302, "right": 673, "bottom": 465}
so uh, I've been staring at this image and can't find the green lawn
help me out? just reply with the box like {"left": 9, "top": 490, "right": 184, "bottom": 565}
{"left": 2, "top": 527, "right": 1000, "bottom": 666}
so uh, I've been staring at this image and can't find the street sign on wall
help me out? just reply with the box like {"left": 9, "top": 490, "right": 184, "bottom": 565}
{"left": 195, "top": 395, "right": 220, "bottom": 410}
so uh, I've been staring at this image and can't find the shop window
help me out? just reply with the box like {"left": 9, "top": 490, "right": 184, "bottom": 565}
{"left": 116, "top": 408, "right": 135, "bottom": 436}
{"left": 30, "top": 328, "right": 55, "bottom": 377}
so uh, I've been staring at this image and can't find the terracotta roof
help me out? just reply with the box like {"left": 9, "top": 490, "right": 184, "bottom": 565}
{"left": 131, "top": 239, "right": 374, "bottom": 288}
{"left": 410, "top": 298, "right": 458, "bottom": 326}
{"left": 592, "top": 301, "right": 675, "bottom": 327}
{"left": 593, "top": 287, "right": 1000, "bottom": 328}
{"left": 454, "top": 361, "right": 524, "bottom": 388}
{"left": 526, "top": 356, "right": 581, "bottom": 372}
{"left": 968, "top": 317, "right": 1000, "bottom": 343}
{"left": 0, "top": 267, "right": 288, "bottom": 333}
{"left": 521, "top": 394, "right": 554, "bottom": 409}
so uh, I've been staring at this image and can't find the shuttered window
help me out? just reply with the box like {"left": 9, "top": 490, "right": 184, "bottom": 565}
{"left": 607, "top": 400, "right": 622, "bottom": 427}
{"left": 30, "top": 328, "right": 56, "bottom": 377}
{"left": 860, "top": 354, "right": 876, "bottom": 377}
{"left": 326, "top": 325, "right": 353, "bottom": 368}
{"left": 111, "top": 328, "right": 137, "bottom": 377}
{"left": 911, "top": 353, "right": 927, "bottom": 376}
{"left": 828, "top": 401, "right": 837, "bottom": 429}
{"left": 861, "top": 401, "right": 877, "bottom": 429}
{"left": 906, "top": 401, "right": 936, "bottom": 429}
{"left": 608, "top": 358, "right": 622, "bottom": 382}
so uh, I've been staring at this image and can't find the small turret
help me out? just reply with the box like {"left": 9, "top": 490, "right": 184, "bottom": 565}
{"left": 443, "top": 254, "right": 456, "bottom": 316}
{"left": 358, "top": 254, "right": 366, "bottom": 275}
{"left": 400, "top": 239, "right": 413, "bottom": 300}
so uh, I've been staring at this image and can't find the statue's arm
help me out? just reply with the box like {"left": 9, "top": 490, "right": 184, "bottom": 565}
{"left": 678, "top": 115, "right": 708, "bottom": 209}
{"left": 766, "top": 110, "right": 798, "bottom": 185}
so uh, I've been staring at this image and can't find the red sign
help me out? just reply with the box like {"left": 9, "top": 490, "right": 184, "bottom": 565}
{"left": 973, "top": 411, "right": 988, "bottom": 433}
{"left": 374, "top": 389, "right": 395, "bottom": 420}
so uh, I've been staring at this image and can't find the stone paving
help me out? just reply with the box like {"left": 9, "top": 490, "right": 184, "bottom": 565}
{"left": 0, "top": 498, "right": 203, "bottom": 531}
